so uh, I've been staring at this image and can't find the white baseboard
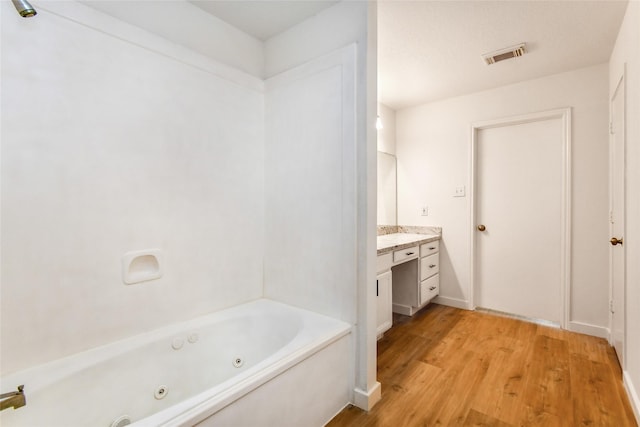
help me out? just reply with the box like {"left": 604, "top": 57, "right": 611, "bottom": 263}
{"left": 353, "top": 382, "right": 381, "bottom": 411}
{"left": 433, "top": 295, "right": 470, "bottom": 310}
{"left": 624, "top": 371, "right": 640, "bottom": 425}
{"left": 567, "top": 320, "right": 609, "bottom": 339}
{"left": 430, "top": 302, "right": 610, "bottom": 339}
{"left": 392, "top": 303, "right": 414, "bottom": 316}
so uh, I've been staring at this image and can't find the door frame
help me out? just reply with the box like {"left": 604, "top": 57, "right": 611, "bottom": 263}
{"left": 609, "top": 70, "right": 626, "bottom": 366}
{"left": 469, "top": 108, "right": 572, "bottom": 328}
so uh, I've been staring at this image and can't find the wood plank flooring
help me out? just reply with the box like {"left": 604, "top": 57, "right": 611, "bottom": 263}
{"left": 328, "top": 304, "right": 637, "bottom": 427}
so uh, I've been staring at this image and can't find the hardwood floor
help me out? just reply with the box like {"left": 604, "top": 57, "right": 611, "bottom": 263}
{"left": 328, "top": 304, "right": 637, "bottom": 427}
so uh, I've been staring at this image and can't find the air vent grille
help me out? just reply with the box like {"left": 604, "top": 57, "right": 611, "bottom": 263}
{"left": 482, "top": 43, "right": 526, "bottom": 65}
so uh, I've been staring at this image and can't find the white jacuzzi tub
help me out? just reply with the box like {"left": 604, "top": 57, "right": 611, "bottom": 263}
{"left": 0, "top": 299, "right": 352, "bottom": 426}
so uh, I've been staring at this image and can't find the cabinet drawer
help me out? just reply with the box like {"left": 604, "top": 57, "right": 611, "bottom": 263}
{"left": 420, "top": 274, "right": 439, "bottom": 305}
{"left": 420, "top": 253, "right": 439, "bottom": 280}
{"left": 420, "top": 240, "right": 439, "bottom": 257}
{"left": 377, "top": 253, "right": 392, "bottom": 273}
{"left": 393, "top": 245, "right": 419, "bottom": 263}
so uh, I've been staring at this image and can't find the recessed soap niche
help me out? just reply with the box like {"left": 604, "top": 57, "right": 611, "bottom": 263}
{"left": 122, "top": 249, "right": 163, "bottom": 285}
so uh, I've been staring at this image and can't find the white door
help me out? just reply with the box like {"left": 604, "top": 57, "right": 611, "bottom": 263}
{"left": 610, "top": 77, "right": 625, "bottom": 366}
{"left": 476, "top": 117, "right": 564, "bottom": 324}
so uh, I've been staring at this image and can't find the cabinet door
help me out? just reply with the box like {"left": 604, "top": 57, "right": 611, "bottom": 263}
{"left": 376, "top": 270, "right": 393, "bottom": 337}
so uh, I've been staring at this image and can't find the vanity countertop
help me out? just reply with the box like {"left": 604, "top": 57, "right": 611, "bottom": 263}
{"left": 377, "top": 233, "right": 440, "bottom": 255}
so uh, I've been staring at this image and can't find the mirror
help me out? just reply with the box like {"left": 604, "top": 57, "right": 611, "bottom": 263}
{"left": 377, "top": 151, "right": 397, "bottom": 226}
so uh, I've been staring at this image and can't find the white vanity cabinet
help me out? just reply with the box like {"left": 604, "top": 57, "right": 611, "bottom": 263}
{"left": 390, "top": 238, "right": 440, "bottom": 316}
{"left": 376, "top": 253, "right": 393, "bottom": 338}
{"left": 419, "top": 241, "right": 440, "bottom": 305}
{"left": 377, "top": 232, "right": 441, "bottom": 327}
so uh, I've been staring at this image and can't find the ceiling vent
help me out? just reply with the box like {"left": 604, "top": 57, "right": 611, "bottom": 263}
{"left": 482, "top": 43, "right": 526, "bottom": 65}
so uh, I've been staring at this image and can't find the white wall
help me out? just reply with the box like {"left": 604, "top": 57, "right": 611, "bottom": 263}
{"left": 377, "top": 103, "right": 396, "bottom": 154}
{"left": 1, "top": 1, "right": 264, "bottom": 375}
{"left": 81, "top": 0, "right": 264, "bottom": 78}
{"left": 609, "top": 0, "right": 640, "bottom": 420}
{"left": 396, "top": 64, "right": 610, "bottom": 334}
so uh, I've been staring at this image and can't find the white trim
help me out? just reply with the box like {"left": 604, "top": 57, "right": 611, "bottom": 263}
{"left": 624, "top": 371, "right": 640, "bottom": 425}
{"left": 568, "top": 321, "right": 610, "bottom": 339}
{"left": 476, "top": 307, "right": 560, "bottom": 328}
{"left": 264, "top": 44, "right": 356, "bottom": 91}
{"left": 433, "top": 296, "right": 471, "bottom": 310}
{"left": 470, "top": 108, "right": 572, "bottom": 329}
{"left": 353, "top": 382, "right": 381, "bottom": 411}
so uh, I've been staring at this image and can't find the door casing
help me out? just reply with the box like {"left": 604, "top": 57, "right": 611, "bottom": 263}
{"left": 469, "top": 108, "right": 572, "bottom": 329}
{"left": 609, "top": 70, "right": 626, "bottom": 368}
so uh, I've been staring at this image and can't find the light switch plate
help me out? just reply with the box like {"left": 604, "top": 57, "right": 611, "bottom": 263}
{"left": 454, "top": 186, "right": 466, "bottom": 197}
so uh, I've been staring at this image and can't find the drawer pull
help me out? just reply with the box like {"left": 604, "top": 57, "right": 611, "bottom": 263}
{"left": 406, "top": 252, "right": 414, "bottom": 256}
{"left": 429, "top": 286, "right": 436, "bottom": 291}
{"left": 428, "top": 246, "right": 436, "bottom": 250}
{"left": 429, "top": 264, "right": 436, "bottom": 268}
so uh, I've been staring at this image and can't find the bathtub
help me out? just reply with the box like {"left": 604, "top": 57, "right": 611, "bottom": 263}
{"left": 0, "top": 299, "right": 353, "bottom": 426}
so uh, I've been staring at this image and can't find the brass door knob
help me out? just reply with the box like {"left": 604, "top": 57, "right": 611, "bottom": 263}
{"left": 610, "top": 237, "right": 623, "bottom": 246}
{"left": 477, "top": 225, "right": 486, "bottom": 231}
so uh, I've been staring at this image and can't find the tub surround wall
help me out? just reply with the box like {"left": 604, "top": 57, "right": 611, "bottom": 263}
{"left": 2, "top": 0, "right": 375, "bottom": 415}
{"left": 264, "top": 46, "right": 357, "bottom": 325}
{"left": 262, "top": 1, "right": 379, "bottom": 411}
{"left": 609, "top": 1, "right": 640, "bottom": 421}
{"left": 1, "top": 1, "right": 265, "bottom": 375}
{"left": 396, "top": 63, "right": 610, "bottom": 335}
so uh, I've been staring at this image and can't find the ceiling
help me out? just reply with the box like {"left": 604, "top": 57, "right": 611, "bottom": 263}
{"left": 189, "top": 1, "right": 339, "bottom": 41}
{"left": 378, "top": 0, "right": 629, "bottom": 110}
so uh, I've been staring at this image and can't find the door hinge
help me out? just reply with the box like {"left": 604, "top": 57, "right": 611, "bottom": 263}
{"left": 610, "top": 210, "right": 614, "bottom": 224}
{"left": 610, "top": 299, "right": 615, "bottom": 314}
{"left": 609, "top": 122, "right": 614, "bottom": 135}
